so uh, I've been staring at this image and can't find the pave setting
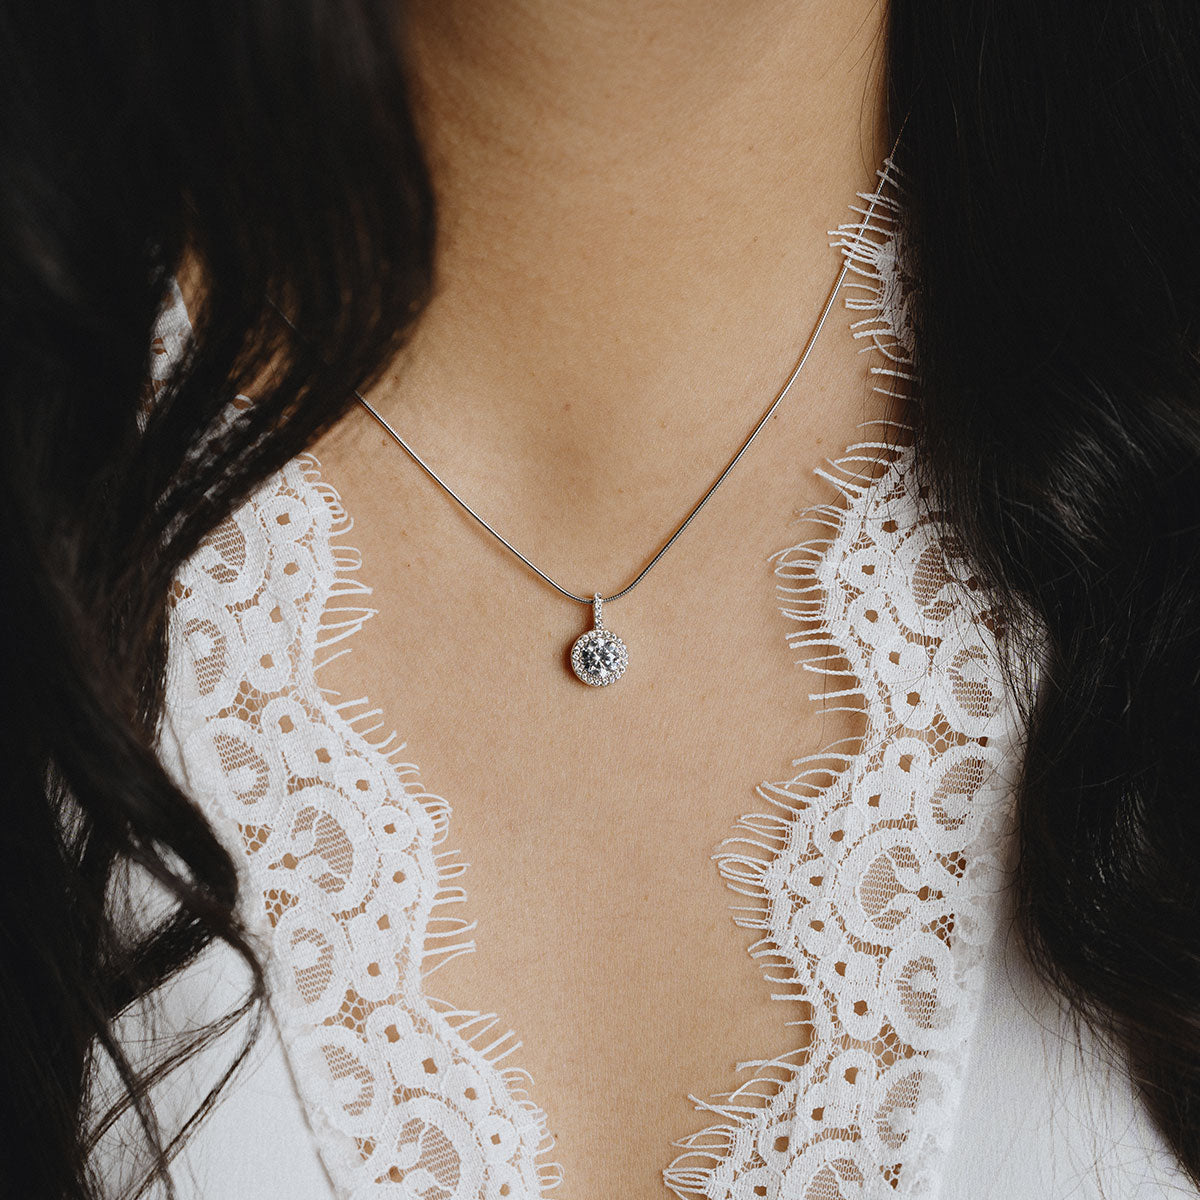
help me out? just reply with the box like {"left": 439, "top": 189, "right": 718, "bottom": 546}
{"left": 570, "top": 594, "right": 628, "bottom": 687}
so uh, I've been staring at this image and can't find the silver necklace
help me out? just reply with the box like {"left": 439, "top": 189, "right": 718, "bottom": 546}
{"left": 273, "top": 136, "right": 901, "bottom": 688}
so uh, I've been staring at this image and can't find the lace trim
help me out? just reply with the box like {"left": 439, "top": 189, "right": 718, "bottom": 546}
{"left": 661, "top": 156, "right": 1025, "bottom": 1200}
{"left": 164, "top": 448, "right": 564, "bottom": 1197}
{"left": 158, "top": 153, "right": 1026, "bottom": 1200}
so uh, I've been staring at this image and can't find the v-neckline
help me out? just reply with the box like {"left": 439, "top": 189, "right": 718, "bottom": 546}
{"left": 160, "top": 151, "right": 1029, "bottom": 1199}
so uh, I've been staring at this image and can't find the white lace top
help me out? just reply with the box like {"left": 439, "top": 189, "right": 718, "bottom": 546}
{"left": 127, "top": 158, "right": 1189, "bottom": 1200}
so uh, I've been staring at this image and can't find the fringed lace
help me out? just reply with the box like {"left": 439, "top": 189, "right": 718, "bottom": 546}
{"left": 157, "top": 151, "right": 1026, "bottom": 1200}
{"left": 162, "top": 446, "right": 564, "bottom": 1197}
{"left": 660, "top": 156, "right": 1025, "bottom": 1200}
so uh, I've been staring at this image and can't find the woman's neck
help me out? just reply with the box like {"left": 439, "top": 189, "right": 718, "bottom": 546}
{"left": 359, "top": 0, "right": 891, "bottom": 545}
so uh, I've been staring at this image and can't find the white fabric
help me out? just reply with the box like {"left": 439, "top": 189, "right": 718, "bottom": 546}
{"left": 110, "top": 154, "right": 1192, "bottom": 1199}
{"left": 941, "top": 901, "right": 1191, "bottom": 1199}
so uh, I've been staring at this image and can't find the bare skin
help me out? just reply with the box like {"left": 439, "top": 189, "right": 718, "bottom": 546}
{"left": 189, "top": 2, "right": 898, "bottom": 1193}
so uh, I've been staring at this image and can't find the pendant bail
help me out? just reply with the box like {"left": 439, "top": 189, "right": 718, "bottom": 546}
{"left": 569, "top": 592, "right": 629, "bottom": 687}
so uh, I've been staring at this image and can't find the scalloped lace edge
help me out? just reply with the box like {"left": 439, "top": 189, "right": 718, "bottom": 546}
{"left": 296, "top": 457, "right": 567, "bottom": 1192}
{"left": 292, "top": 151, "right": 920, "bottom": 1199}
{"left": 157, "top": 148, "right": 936, "bottom": 1200}
{"left": 660, "top": 153, "right": 921, "bottom": 1197}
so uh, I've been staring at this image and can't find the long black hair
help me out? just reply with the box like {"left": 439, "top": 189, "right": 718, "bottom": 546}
{"left": 2, "top": 1, "right": 1198, "bottom": 1196}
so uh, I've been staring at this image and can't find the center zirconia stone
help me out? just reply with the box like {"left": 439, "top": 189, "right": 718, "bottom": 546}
{"left": 570, "top": 628, "right": 629, "bottom": 686}
{"left": 580, "top": 638, "right": 621, "bottom": 675}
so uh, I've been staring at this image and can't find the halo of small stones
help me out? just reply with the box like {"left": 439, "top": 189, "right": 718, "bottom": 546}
{"left": 570, "top": 628, "right": 629, "bottom": 687}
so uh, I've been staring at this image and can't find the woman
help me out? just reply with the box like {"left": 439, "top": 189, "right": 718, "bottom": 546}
{"left": 3, "top": 1, "right": 1199, "bottom": 1197}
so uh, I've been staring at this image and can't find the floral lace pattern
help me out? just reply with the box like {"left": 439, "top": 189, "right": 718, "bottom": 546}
{"left": 163, "top": 458, "right": 560, "bottom": 1198}
{"left": 159, "top": 155, "right": 1028, "bottom": 1200}
{"left": 661, "top": 159, "right": 1028, "bottom": 1200}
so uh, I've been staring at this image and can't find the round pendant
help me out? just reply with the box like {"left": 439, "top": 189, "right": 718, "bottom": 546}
{"left": 570, "top": 594, "right": 628, "bottom": 687}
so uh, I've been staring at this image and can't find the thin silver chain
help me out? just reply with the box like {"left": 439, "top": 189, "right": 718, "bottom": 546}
{"left": 274, "top": 132, "right": 902, "bottom": 609}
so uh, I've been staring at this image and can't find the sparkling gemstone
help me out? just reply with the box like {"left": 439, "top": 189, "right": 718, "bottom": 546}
{"left": 581, "top": 639, "right": 619, "bottom": 674}
{"left": 570, "top": 628, "right": 628, "bottom": 687}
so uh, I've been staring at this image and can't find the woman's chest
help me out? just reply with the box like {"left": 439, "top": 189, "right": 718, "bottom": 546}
{"left": 299, "top": 401, "right": 870, "bottom": 1196}
{"left": 165, "top": 409, "right": 1024, "bottom": 1200}
{"left": 158, "top": 174, "right": 1032, "bottom": 1195}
